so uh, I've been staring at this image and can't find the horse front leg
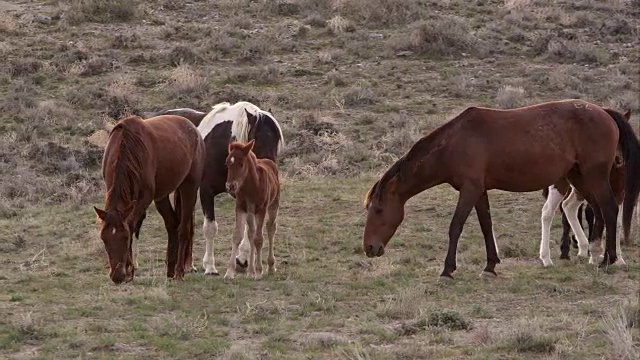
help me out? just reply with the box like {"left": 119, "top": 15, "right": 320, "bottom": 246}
{"left": 251, "top": 210, "right": 267, "bottom": 280}
{"left": 475, "top": 191, "right": 500, "bottom": 277}
{"left": 224, "top": 208, "right": 247, "bottom": 281}
{"left": 441, "top": 184, "right": 483, "bottom": 280}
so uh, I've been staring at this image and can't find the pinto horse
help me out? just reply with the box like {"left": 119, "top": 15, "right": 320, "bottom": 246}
{"left": 94, "top": 115, "right": 205, "bottom": 284}
{"left": 539, "top": 134, "right": 627, "bottom": 267}
{"left": 224, "top": 140, "right": 281, "bottom": 280}
{"left": 363, "top": 100, "right": 640, "bottom": 280}
{"left": 143, "top": 101, "right": 284, "bottom": 275}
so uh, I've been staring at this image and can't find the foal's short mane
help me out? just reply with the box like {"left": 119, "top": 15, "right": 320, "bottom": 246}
{"left": 106, "top": 116, "right": 148, "bottom": 210}
{"left": 364, "top": 108, "right": 472, "bottom": 207}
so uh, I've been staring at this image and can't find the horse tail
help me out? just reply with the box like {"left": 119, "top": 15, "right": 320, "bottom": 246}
{"left": 605, "top": 108, "right": 640, "bottom": 243}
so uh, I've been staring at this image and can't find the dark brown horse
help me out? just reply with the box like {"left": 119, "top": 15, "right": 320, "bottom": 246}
{"left": 363, "top": 100, "right": 640, "bottom": 280}
{"left": 143, "top": 101, "right": 284, "bottom": 275}
{"left": 94, "top": 115, "right": 205, "bottom": 284}
{"left": 224, "top": 140, "right": 281, "bottom": 280}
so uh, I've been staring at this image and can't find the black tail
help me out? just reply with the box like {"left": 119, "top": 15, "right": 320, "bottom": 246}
{"left": 605, "top": 108, "right": 640, "bottom": 243}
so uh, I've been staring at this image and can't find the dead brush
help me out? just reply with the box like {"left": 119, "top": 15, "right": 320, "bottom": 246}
{"left": 0, "top": 13, "right": 18, "bottom": 34}
{"left": 600, "top": 299, "right": 639, "bottom": 360}
{"left": 496, "top": 85, "right": 527, "bottom": 109}
{"left": 165, "top": 63, "right": 208, "bottom": 96}
{"left": 376, "top": 287, "right": 424, "bottom": 320}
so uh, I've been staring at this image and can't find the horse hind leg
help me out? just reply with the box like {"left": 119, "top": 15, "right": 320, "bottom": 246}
{"left": 174, "top": 184, "right": 199, "bottom": 280}
{"left": 561, "top": 187, "right": 589, "bottom": 258}
{"left": 540, "top": 186, "right": 564, "bottom": 267}
{"left": 235, "top": 227, "right": 251, "bottom": 272}
{"left": 569, "top": 169, "right": 619, "bottom": 267}
{"left": 266, "top": 201, "right": 279, "bottom": 275}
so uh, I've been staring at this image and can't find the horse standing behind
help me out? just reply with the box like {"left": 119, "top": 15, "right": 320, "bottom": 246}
{"left": 143, "top": 101, "right": 284, "bottom": 275}
{"left": 224, "top": 139, "right": 281, "bottom": 280}
{"left": 363, "top": 100, "right": 640, "bottom": 280}
{"left": 94, "top": 115, "right": 205, "bottom": 284}
{"left": 540, "top": 136, "right": 627, "bottom": 267}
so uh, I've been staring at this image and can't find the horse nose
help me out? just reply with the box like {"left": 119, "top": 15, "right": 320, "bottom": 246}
{"left": 364, "top": 243, "right": 385, "bottom": 258}
{"left": 226, "top": 182, "right": 236, "bottom": 193}
{"left": 110, "top": 264, "right": 126, "bottom": 285}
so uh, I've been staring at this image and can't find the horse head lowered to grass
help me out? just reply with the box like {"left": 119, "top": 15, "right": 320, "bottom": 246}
{"left": 363, "top": 100, "right": 640, "bottom": 280}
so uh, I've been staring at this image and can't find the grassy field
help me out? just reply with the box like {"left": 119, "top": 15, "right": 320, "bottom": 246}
{"left": 1, "top": 0, "right": 639, "bottom": 359}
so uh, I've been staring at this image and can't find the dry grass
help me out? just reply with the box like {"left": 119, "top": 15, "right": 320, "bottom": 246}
{"left": 1, "top": 0, "right": 639, "bottom": 358}
{"left": 600, "top": 299, "right": 640, "bottom": 360}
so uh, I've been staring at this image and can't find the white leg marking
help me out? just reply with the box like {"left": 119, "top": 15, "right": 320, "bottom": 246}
{"left": 562, "top": 187, "right": 589, "bottom": 258}
{"left": 616, "top": 205, "right": 626, "bottom": 265}
{"left": 540, "top": 186, "right": 563, "bottom": 267}
{"left": 202, "top": 219, "right": 219, "bottom": 275}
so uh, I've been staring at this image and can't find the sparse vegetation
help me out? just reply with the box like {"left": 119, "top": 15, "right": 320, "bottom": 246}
{"left": 1, "top": 0, "right": 639, "bottom": 359}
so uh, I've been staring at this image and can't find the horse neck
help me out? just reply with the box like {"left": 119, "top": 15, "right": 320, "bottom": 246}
{"left": 253, "top": 128, "right": 279, "bottom": 160}
{"left": 239, "top": 152, "right": 263, "bottom": 201}
{"left": 395, "top": 134, "right": 450, "bottom": 203}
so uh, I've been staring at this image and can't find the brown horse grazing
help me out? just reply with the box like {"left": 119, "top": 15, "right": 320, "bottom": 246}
{"left": 363, "top": 100, "right": 640, "bottom": 280}
{"left": 223, "top": 139, "right": 280, "bottom": 281}
{"left": 94, "top": 115, "right": 205, "bottom": 284}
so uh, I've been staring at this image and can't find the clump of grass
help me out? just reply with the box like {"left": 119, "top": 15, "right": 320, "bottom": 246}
{"left": 65, "top": 0, "right": 139, "bottom": 25}
{"left": 389, "top": 17, "right": 485, "bottom": 58}
{"left": 167, "top": 45, "right": 202, "bottom": 66}
{"left": 105, "top": 76, "right": 140, "bottom": 119}
{"left": 112, "top": 32, "right": 141, "bottom": 49}
{"left": 342, "top": 81, "right": 377, "bottom": 107}
{"left": 496, "top": 85, "right": 527, "bottom": 109}
{"left": 546, "top": 39, "right": 610, "bottom": 65}
{"left": 426, "top": 308, "right": 471, "bottom": 330}
{"left": 0, "top": 13, "right": 18, "bottom": 34}
{"left": 332, "top": 0, "right": 426, "bottom": 26}
{"left": 502, "top": 318, "right": 557, "bottom": 353}
{"left": 334, "top": 341, "right": 372, "bottom": 360}
{"left": 165, "top": 64, "right": 208, "bottom": 97}
{"left": 376, "top": 287, "right": 424, "bottom": 319}
{"left": 600, "top": 300, "right": 639, "bottom": 360}
{"left": 327, "top": 15, "right": 355, "bottom": 34}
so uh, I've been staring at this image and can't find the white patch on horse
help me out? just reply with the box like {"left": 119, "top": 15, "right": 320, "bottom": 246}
{"left": 202, "top": 219, "right": 219, "bottom": 275}
{"left": 561, "top": 187, "right": 589, "bottom": 258}
{"left": 196, "top": 102, "right": 236, "bottom": 139}
{"left": 111, "top": 227, "right": 116, "bottom": 235}
{"left": 230, "top": 157, "right": 234, "bottom": 164}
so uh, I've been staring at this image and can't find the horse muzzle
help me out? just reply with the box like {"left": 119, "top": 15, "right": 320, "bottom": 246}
{"left": 364, "top": 243, "right": 385, "bottom": 258}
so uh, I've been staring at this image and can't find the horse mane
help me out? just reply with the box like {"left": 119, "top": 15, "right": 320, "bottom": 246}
{"left": 364, "top": 107, "right": 474, "bottom": 207}
{"left": 231, "top": 103, "right": 285, "bottom": 154}
{"left": 197, "top": 102, "right": 234, "bottom": 139}
{"left": 105, "top": 116, "right": 148, "bottom": 210}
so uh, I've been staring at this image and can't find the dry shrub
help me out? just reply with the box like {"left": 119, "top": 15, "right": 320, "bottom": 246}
{"left": 501, "top": 318, "right": 557, "bottom": 354}
{"left": 608, "top": 91, "right": 640, "bottom": 112}
{"left": 105, "top": 76, "right": 140, "bottom": 119}
{"left": 0, "top": 13, "right": 18, "bottom": 34}
{"left": 546, "top": 39, "right": 610, "bottom": 64}
{"left": 65, "top": 0, "right": 139, "bottom": 25}
{"left": 376, "top": 113, "right": 422, "bottom": 157}
{"left": 389, "top": 17, "right": 485, "bottom": 58}
{"left": 504, "top": 0, "right": 534, "bottom": 10}
{"left": 496, "top": 85, "right": 527, "bottom": 109}
{"left": 112, "top": 32, "right": 141, "bottom": 49}
{"left": 304, "top": 14, "right": 327, "bottom": 27}
{"left": 332, "top": 0, "right": 426, "bottom": 26}
{"left": 65, "top": 57, "right": 113, "bottom": 77}
{"left": 165, "top": 64, "right": 208, "bottom": 97}
{"left": 0, "top": 80, "right": 39, "bottom": 116}
{"left": 342, "top": 81, "right": 377, "bottom": 107}
{"left": 167, "top": 45, "right": 202, "bottom": 66}
{"left": 376, "top": 287, "right": 424, "bottom": 320}
{"left": 600, "top": 300, "right": 639, "bottom": 360}
{"left": 327, "top": 15, "right": 354, "bottom": 34}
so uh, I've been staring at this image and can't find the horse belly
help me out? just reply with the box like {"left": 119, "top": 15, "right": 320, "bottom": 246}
{"left": 485, "top": 156, "right": 573, "bottom": 192}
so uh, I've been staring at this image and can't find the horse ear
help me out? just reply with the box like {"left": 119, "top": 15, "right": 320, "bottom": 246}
{"left": 94, "top": 206, "right": 107, "bottom": 222}
{"left": 268, "top": 107, "right": 272, "bottom": 113}
{"left": 623, "top": 110, "right": 631, "bottom": 121}
{"left": 228, "top": 142, "right": 234, "bottom": 153}
{"left": 244, "top": 139, "right": 255, "bottom": 153}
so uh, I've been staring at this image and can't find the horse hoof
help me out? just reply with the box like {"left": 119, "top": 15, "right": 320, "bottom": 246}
{"left": 540, "top": 258, "right": 553, "bottom": 267}
{"left": 480, "top": 271, "right": 497, "bottom": 279}
{"left": 223, "top": 272, "right": 235, "bottom": 281}
{"left": 204, "top": 269, "right": 220, "bottom": 276}
{"left": 617, "top": 258, "right": 627, "bottom": 266}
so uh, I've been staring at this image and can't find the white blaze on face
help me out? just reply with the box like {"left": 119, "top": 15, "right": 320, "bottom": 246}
{"left": 230, "top": 156, "right": 235, "bottom": 165}
{"left": 111, "top": 227, "right": 116, "bottom": 235}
